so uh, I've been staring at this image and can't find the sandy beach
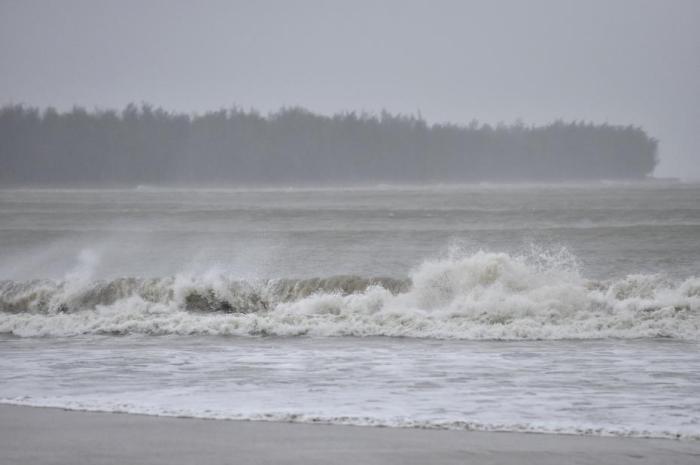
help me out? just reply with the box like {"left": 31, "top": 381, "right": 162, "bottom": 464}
{"left": 0, "top": 404, "right": 698, "bottom": 465}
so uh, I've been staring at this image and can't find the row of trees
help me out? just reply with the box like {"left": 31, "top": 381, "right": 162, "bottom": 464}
{"left": 0, "top": 104, "right": 658, "bottom": 185}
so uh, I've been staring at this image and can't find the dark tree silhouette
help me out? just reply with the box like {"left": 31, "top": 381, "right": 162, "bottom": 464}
{"left": 0, "top": 104, "right": 658, "bottom": 185}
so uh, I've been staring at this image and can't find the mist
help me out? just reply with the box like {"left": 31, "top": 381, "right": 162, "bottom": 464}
{"left": 1, "top": 104, "right": 657, "bottom": 186}
{"left": 1, "top": 0, "right": 698, "bottom": 180}
{"left": 2, "top": 2, "right": 700, "bottom": 461}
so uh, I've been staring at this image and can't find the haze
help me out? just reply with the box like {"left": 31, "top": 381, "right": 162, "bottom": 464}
{"left": 1, "top": 0, "right": 698, "bottom": 178}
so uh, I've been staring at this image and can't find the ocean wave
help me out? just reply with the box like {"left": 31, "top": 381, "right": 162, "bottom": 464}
{"left": 1, "top": 399, "right": 696, "bottom": 440}
{"left": 1, "top": 249, "right": 698, "bottom": 339}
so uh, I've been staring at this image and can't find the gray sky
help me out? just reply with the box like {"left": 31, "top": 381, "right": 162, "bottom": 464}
{"left": 1, "top": 0, "right": 698, "bottom": 178}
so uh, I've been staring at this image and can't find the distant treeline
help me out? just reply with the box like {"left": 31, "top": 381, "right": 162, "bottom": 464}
{"left": 0, "top": 104, "right": 658, "bottom": 185}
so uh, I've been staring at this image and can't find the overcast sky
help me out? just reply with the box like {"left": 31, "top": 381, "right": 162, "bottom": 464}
{"left": 1, "top": 0, "right": 698, "bottom": 178}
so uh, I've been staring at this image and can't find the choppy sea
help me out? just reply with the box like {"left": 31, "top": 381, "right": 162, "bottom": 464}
{"left": 1, "top": 183, "right": 698, "bottom": 439}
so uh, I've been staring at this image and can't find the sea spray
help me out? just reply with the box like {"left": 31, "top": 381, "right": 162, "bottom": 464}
{"left": 1, "top": 249, "right": 698, "bottom": 339}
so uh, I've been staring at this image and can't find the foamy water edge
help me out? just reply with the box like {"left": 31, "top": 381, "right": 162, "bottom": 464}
{"left": 2, "top": 398, "right": 696, "bottom": 441}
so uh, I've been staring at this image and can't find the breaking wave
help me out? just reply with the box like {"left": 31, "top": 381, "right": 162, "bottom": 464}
{"left": 1, "top": 249, "right": 698, "bottom": 339}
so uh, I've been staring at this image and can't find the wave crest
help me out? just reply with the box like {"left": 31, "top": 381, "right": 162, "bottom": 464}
{"left": 1, "top": 250, "right": 698, "bottom": 339}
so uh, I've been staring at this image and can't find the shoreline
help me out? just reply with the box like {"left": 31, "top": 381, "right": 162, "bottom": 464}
{"left": 1, "top": 400, "right": 695, "bottom": 441}
{"left": 2, "top": 404, "right": 699, "bottom": 465}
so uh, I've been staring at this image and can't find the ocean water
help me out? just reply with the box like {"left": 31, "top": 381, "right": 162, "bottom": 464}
{"left": 0, "top": 183, "right": 699, "bottom": 438}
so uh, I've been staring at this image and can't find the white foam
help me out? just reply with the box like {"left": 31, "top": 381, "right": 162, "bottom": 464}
{"left": 1, "top": 398, "right": 696, "bottom": 440}
{"left": 1, "top": 249, "right": 698, "bottom": 339}
{"left": 2, "top": 334, "right": 698, "bottom": 441}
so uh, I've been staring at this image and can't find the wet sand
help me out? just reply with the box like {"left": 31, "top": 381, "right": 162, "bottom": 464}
{"left": 1, "top": 404, "right": 699, "bottom": 465}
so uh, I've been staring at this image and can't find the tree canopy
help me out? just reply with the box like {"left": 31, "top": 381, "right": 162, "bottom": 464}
{"left": 0, "top": 104, "right": 658, "bottom": 185}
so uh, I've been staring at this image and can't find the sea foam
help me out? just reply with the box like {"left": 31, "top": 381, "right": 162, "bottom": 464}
{"left": 1, "top": 249, "right": 698, "bottom": 339}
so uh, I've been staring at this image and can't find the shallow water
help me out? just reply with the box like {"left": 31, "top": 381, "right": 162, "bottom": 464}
{"left": 1, "top": 335, "right": 699, "bottom": 438}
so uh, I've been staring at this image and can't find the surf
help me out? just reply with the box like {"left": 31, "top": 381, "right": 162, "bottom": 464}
{"left": 1, "top": 249, "right": 698, "bottom": 339}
